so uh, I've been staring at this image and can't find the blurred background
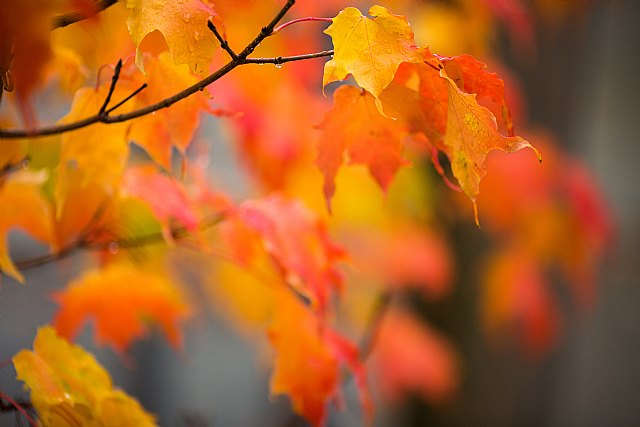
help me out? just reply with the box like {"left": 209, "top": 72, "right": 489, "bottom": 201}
{"left": 1, "top": 1, "right": 640, "bottom": 426}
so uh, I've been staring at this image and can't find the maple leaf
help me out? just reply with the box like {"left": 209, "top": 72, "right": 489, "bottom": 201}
{"left": 350, "top": 225, "right": 453, "bottom": 299}
{"left": 55, "top": 84, "right": 134, "bottom": 216}
{"left": 122, "top": 166, "right": 200, "bottom": 241}
{"left": 53, "top": 262, "right": 191, "bottom": 353}
{"left": 269, "top": 290, "right": 371, "bottom": 427}
{"left": 440, "top": 69, "right": 540, "bottom": 223}
{"left": 127, "top": 52, "right": 209, "bottom": 169}
{"left": 482, "top": 249, "right": 559, "bottom": 356}
{"left": 316, "top": 85, "right": 409, "bottom": 210}
{"left": 374, "top": 308, "right": 459, "bottom": 404}
{"left": 0, "top": 171, "right": 53, "bottom": 282}
{"left": 323, "top": 5, "right": 422, "bottom": 109}
{"left": 440, "top": 54, "right": 515, "bottom": 135}
{"left": 238, "top": 194, "right": 346, "bottom": 312}
{"left": 125, "top": 0, "right": 222, "bottom": 74}
{"left": 13, "top": 326, "right": 157, "bottom": 426}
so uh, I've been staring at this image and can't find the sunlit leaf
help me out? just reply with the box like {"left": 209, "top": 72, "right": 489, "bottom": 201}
{"left": 13, "top": 326, "right": 157, "bottom": 426}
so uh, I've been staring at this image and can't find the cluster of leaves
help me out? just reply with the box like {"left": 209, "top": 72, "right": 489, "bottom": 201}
{"left": 0, "top": 1, "right": 611, "bottom": 426}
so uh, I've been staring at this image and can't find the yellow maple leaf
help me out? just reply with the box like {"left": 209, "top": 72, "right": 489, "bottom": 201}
{"left": 323, "top": 5, "right": 422, "bottom": 109}
{"left": 55, "top": 84, "right": 133, "bottom": 216}
{"left": 13, "top": 326, "right": 157, "bottom": 426}
{"left": 125, "top": 0, "right": 222, "bottom": 74}
{"left": 440, "top": 69, "right": 541, "bottom": 224}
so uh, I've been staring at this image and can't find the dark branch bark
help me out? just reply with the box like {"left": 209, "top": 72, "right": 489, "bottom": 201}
{"left": 0, "top": 1, "right": 337, "bottom": 140}
{"left": 53, "top": 0, "right": 118, "bottom": 29}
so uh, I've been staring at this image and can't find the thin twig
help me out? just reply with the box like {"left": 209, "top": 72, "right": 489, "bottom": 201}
{"left": 13, "top": 201, "right": 110, "bottom": 270}
{"left": 272, "top": 17, "right": 333, "bottom": 35}
{"left": 244, "top": 50, "right": 333, "bottom": 66}
{"left": 0, "top": 1, "right": 314, "bottom": 140}
{"left": 98, "top": 59, "right": 122, "bottom": 116}
{"left": 0, "top": 157, "right": 28, "bottom": 181}
{"left": 207, "top": 21, "right": 237, "bottom": 60}
{"left": 13, "top": 212, "right": 227, "bottom": 271}
{"left": 53, "top": 0, "right": 118, "bottom": 28}
{"left": 105, "top": 83, "right": 147, "bottom": 114}
{"left": 0, "top": 392, "right": 37, "bottom": 427}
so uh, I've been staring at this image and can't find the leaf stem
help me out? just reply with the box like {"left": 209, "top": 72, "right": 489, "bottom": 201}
{"left": 271, "top": 17, "right": 333, "bottom": 35}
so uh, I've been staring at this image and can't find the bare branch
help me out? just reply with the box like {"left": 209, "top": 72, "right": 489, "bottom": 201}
{"left": 0, "top": 392, "right": 37, "bottom": 427}
{"left": 53, "top": 0, "right": 118, "bottom": 29}
{"left": 207, "top": 20, "right": 237, "bottom": 60}
{"left": 105, "top": 83, "right": 147, "bottom": 115}
{"left": 245, "top": 50, "right": 333, "bottom": 66}
{"left": 98, "top": 59, "right": 122, "bottom": 116}
{"left": 0, "top": 0, "right": 307, "bottom": 140}
{"left": 12, "top": 212, "right": 227, "bottom": 271}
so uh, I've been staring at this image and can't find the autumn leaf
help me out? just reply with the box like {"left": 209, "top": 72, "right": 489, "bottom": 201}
{"left": 0, "top": 171, "right": 53, "bottom": 282}
{"left": 440, "top": 54, "right": 515, "bottom": 135}
{"left": 122, "top": 166, "right": 200, "bottom": 241}
{"left": 482, "top": 249, "right": 559, "bottom": 356}
{"left": 316, "top": 85, "right": 409, "bottom": 209}
{"left": 349, "top": 225, "right": 453, "bottom": 299}
{"left": 53, "top": 262, "right": 191, "bottom": 353}
{"left": 55, "top": 83, "right": 134, "bottom": 216}
{"left": 13, "top": 326, "right": 157, "bottom": 426}
{"left": 440, "top": 69, "right": 540, "bottom": 223}
{"left": 373, "top": 308, "right": 459, "bottom": 404}
{"left": 127, "top": 52, "right": 209, "bottom": 169}
{"left": 125, "top": 0, "right": 222, "bottom": 74}
{"left": 323, "top": 5, "right": 422, "bottom": 109}
{"left": 238, "top": 194, "right": 346, "bottom": 312}
{"left": 269, "top": 289, "right": 371, "bottom": 427}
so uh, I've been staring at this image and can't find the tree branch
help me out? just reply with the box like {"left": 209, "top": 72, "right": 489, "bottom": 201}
{"left": 244, "top": 50, "right": 333, "bottom": 66}
{"left": 13, "top": 212, "right": 227, "bottom": 272}
{"left": 0, "top": 392, "right": 37, "bottom": 427}
{"left": 207, "top": 21, "right": 237, "bottom": 60}
{"left": 0, "top": 157, "right": 28, "bottom": 182}
{"left": 53, "top": 0, "right": 118, "bottom": 29}
{"left": 0, "top": 0, "right": 327, "bottom": 140}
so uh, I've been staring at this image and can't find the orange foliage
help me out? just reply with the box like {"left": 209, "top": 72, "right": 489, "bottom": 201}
{"left": 0, "top": 1, "right": 613, "bottom": 425}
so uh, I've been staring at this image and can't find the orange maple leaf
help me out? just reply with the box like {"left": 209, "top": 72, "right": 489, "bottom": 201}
{"left": 53, "top": 262, "right": 191, "bottom": 353}
{"left": 0, "top": 172, "right": 53, "bottom": 282}
{"left": 269, "top": 290, "right": 371, "bottom": 427}
{"left": 126, "top": 53, "right": 210, "bottom": 169}
{"left": 316, "top": 85, "right": 410, "bottom": 210}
